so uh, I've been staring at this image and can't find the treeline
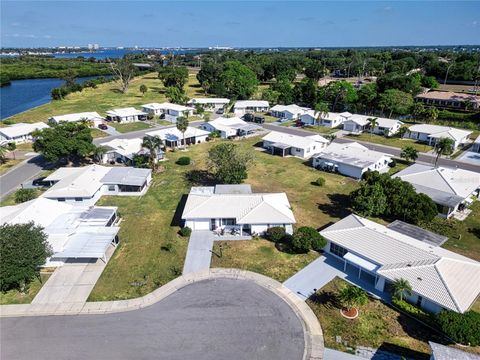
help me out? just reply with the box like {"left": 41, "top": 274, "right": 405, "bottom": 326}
{"left": 51, "top": 76, "right": 114, "bottom": 100}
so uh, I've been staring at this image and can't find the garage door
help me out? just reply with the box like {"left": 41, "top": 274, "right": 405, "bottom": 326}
{"left": 193, "top": 220, "right": 210, "bottom": 230}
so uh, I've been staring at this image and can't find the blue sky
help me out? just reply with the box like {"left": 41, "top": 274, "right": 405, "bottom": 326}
{"left": 1, "top": 1, "right": 479, "bottom": 48}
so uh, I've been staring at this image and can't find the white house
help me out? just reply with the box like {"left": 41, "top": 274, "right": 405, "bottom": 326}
{"left": 429, "top": 341, "right": 480, "bottom": 360}
{"left": 393, "top": 164, "right": 480, "bottom": 218}
{"left": 187, "top": 98, "right": 230, "bottom": 111}
{"left": 146, "top": 126, "right": 210, "bottom": 148}
{"left": 405, "top": 124, "right": 472, "bottom": 150}
{"left": 233, "top": 100, "right": 269, "bottom": 116}
{"left": 181, "top": 184, "right": 296, "bottom": 235}
{"left": 42, "top": 165, "right": 152, "bottom": 205}
{"left": 312, "top": 142, "right": 392, "bottom": 179}
{"left": 371, "top": 117, "right": 403, "bottom": 137}
{"left": 342, "top": 114, "right": 371, "bottom": 134}
{"left": 472, "top": 135, "right": 480, "bottom": 153}
{"left": 262, "top": 131, "right": 328, "bottom": 159}
{"left": 300, "top": 111, "right": 352, "bottom": 128}
{"left": 48, "top": 112, "right": 104, "bottom": 127}
{"left": 0, "top": 197, "right": 120, "bottom": 267}
{"left": 321, "top": 214, "right": 480, "bottom": 314}
{"left": 106, "top": 107, "right": 148, "bottom": 123}
{"left": 270, "top": 104, "right": 310, "bottom": 121}
{"left": 141, "top": 102, "right": 194, "bottom": 122}
{"left": 201, "top": 116, "right": 262, "bottom": 138}
{"left": 99, "top": 138, "right": 163, "bottom": 165}
{"left": 0, "top": 122, "right": 49, "bottom": 144}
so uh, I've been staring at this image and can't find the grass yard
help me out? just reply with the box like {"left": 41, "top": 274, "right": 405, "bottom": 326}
{"left": 0, "top": 274, "right": 51, "bottom": 305}
{"left": 15, "top": 143, "right": 34, "bottom": 152}
{"left": 0, "top": 158, "right": 23, "bottom": 175}
{"left": 109, "top": 121, "right": 152, "bottom": 133}
{"left": 345, "top": 133, "right": 433, "bottom": 153}
{"left": 90, "top": 128, "right": 108, "bottom": 138}
{"left": 303, "top": 125, "right": 340, "bottom": 135}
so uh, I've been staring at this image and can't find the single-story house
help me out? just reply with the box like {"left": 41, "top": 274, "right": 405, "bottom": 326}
{"left": 270, "top": 104, "right": 310, "bottom": 121}
{"left": 146, "top": 126, "right": 210, "bottom": 148}
{"left": 342, "top": 115, "right": 370, "bottom": 134}
{"left": 48, "top": 112, "right": 104, "bottom": 127}
{"left": 141, "top": 102, "right": 194, "bottom": 122}
{"left": 371, "top": 117, "right": 403, "bottom": 137}
{"left": 99, "top": 138, "right": 163, "bottom": 165}
{"left": 42, "top": 165, "right": 152, "bottom": 205}
{"left": 187, "top": 98, "right": 230, "bottom": 111}
{"left": 262, "top": 131, "right": 328, "bottom": 159}
{"left": 405, "top": 124, "right": 472, "bottom": 150}
{"left": 429, "top": 341, "right": 480, "bottom": 360}
{"left": 415, "top": 91, "right": 480, "bottom": 111}
{"left": 233, "top": 100, "right": 270, "bottom": 116}
{"left": 106, "top": 107, "right": 148, "bottom": 123}
{"left": 393, "top": 164, "right": 480, "bottom": 218}
{"left": 181, "top": 184, "right": 296, "bottom": 235}
{"left": 312, "top": 142, "right": 392, "bottom": 179}
{"left": 300, "top": 111, "right": 352, "bottom": 128}
{"left": 321, "top": 214, "right": 480, "bottom": 314}
{"left": 201, "top": 116, "right": 262, "bottom": 138}
{"left": 0, "top": 122, "right": 49, "bottom": 144}
{"left": 0, "top": 197, "right": 120, "bottom": 267}
{"left": 472, "top": 135, "right": 480, "bottom": 153}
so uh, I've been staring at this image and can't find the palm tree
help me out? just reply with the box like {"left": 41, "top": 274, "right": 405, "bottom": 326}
{"left": 92, "top": 145, "right": 108, "bottom": 164}
{"left": 139, "top": 84, "right": 148, "bottom": 96}
{"left": 411, "top": 102, "right": 425, "bottom": 123}
{"left": 337, "top": 284, "right": 368, "bottom": 314}
{"left": 6, "top": 142, "right": 16, "bottom": 160}
{"left": 367, "top": 117, "right": 378, "bottom": 137}
{"left": 176, "top": 116, "right": 189, "bottom": 150}
{"left": 0, "top": 144, "right": 8, "bottom": 164}
{"left": 142, "top": 135, "right": 163, "bottom": 170}
{"left": 400, "top": 146, "right": 418, "bottom": 163}
{"left": 391, "top": 278, "right": 413, "bottom": 301}
{"left": 397, "top": 126, "right": 408, "bottom": 139}
{"left": 314, "top": 102, "right": 329, "bottom": 129}
{"left": 434, "top": 137, "right": 454, "bottom": 166}
{"left": 424, "top": 107, "right": 439, "bottom": 124}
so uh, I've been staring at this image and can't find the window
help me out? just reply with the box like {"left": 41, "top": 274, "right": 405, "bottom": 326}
{"left": 75, "top": 197, "right": 83, "bottom": 202}
{"left": 221, "top": 218, "right": 236, "bottom": 226}
{"left": 58, "top": 198, "right": 66, "bottom": 202}
{"left": 108, "top": 185, "right": 116, "bottom": 191}
{"left": 330, "top": 243, "right": 347, "bottom": 257}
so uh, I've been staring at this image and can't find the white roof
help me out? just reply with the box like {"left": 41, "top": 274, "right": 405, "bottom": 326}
{"left": 141, "top": 102, "right": 194, "bottom": 112}
{"left": 314, "top": 142, "right": 391, "bottom": 169}
{"left": 263, "top": 131, "right": 328, "bottom": 149}
{"left": 106, "top": 107, "right": 147, "bottom": 117}
{"left": 408, "top": 124, "right": 472, "bottom": 141}
{"left": 270, "top": 104, "right": 310, "bottom": 115}
{"left": 0, "top": 122, "right": 49, "bottom": 138}
{"left": 206, "top": 116, "right": 260, "bottom": 134}
{"left": 54, "top": 226, "right": 119, "bottom": 258}
{"left": 234, "top": 100, "right": 269, "bottom": 109}
{"left": 374, "top": 117, "right": 403, "bottom": 129}
{"left": 321, "top": 214, "right": 480, "bottom": 313}
{"left": 100, "top": 138, "right": 143, "bottom": 159}
{"left": 188, "top": 98, "right": 230, "bottom": 105}
{"left": 344, "top": 114, "right": 370, "bottom": 126}
{"left": 146, "top": 126, "right": 210, "bottom": 141}
{"left": 49, "top": 112, "right": 103, "bottom": 123}
{"left": 182, "top": 186, "right": 295, "bottom": 225}
{"left": 393, "top": 164, "right": 480, "bottom": 207}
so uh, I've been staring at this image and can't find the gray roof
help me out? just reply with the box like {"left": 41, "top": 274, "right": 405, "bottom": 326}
{"left": 411, "top": 183, "right": 465, "bottom": 208}
{"left": 429, "top": 342, "right": 480, "bottom": 360}
{"left": 387, "top": 220, "right": 448, "bottom": 247}
{"left": 79, "top": 207, "right": 116, "bottom": 223}
{"left": 214, "top": 184, "right": 252, "bottom": 194}
{"left": 101, "top": 167, "right": 151, "bottom": 186}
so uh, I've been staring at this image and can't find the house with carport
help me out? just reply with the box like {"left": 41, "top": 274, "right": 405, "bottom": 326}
{"left": 201, "top": 116, "right": 262, "bottom": 139}
{"left": 300, "top": 111, "right": 352, "bottom": 128}
{"left": 342, "top": 115, "right": 370, "bottom": 134}
{"left": 262, "top": 131, "right": 328, "bottom": 159}
{"left": 233, "top": 100, "right": 269, "bottom": 116}
{"left": 48, "top": 112, "right": 104, "bottom": 127}
{"left": 106, "top": 107, "right": 148, "bottom": 123}
{"left": 187, "top": 98, "right": 230, "bottom": 111}
{"left": 0, "top": 122, "right": 49, "bottom": 144}
{"left": 141, "top": 102, "right": 194, "bottom": 122}
{"left": 146, "top": 126, "right": 210, "bottom": 148}
{"left": 321, "top": 214, "right": 480, "bottom": 314}
{"left": 270, "top": 104, "right": 310, "bottom": 121}
{"left": 405, "top": 124, "right": 472, "bottom": 150}
{"left": 371, "top": 117, "right": 403, "bottom": 137}
{"left": 181, "top": 184, "right": 295, "bottom": 236}
{"left": 99, "top": 138, "right": 163, "bottom": 165}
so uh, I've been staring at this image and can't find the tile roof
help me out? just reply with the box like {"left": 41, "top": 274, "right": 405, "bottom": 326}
{"left": 263, "top": 131, "right": 328, "bottom": 149}
{"left": 314, "top": 142, "right": 391, "bottom": 169}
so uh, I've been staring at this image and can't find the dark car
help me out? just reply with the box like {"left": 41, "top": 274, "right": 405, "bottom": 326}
{"left": 31, "top": 177, "right": 51, "bottom": 188}
{"left": 98, "top": 123, "right": 108, "bottom": 130}
{"left": 253, "top": 116, "right": 265, "bottom": 124}
{"left": 243, "top": 113, "right": 254, "bottom": 122}
{"left": 216, "top": 108, "right": 224, "bottom": 115}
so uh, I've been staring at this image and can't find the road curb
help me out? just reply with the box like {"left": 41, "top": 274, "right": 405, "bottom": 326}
{"left": 0, "top": 268, "right": 324, "bottom": 360}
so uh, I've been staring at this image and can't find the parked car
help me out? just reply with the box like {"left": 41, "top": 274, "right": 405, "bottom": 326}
{"left": 98, "top": 123, "right": 108, "bottom": 130}
{"left": 253, "top": 116, "right": 265, "bottom": 124}
{"left": 216, "top": 108, "right": 224, "bottom": 115}
{"left": 243, "top": 113, "right": 254, "bottom": 122}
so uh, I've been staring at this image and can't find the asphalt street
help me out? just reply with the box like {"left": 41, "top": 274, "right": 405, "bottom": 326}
{"left": 1, "top": 278, "right": 306, "bottom": 360}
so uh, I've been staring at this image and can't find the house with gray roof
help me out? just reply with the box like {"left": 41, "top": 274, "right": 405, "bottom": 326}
{"left": 405, "top": 124, "right": 472, "bottom": 150}
{"left": 429, "top": 341, "right": 480, "bottom": 360}
{"left": 321, "top": 214, "right": 480, "bottom": 314}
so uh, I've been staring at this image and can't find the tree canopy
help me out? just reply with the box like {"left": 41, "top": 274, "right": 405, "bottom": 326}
{"left": 207, "top": 143, "right": 254, "bottom": 184}
{"left": 158, "top": 66, "right": 189, "bottom": 89}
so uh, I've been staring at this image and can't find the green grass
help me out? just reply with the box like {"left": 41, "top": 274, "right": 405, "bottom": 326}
{"left": 0, "top": 158, "right": 23, "bottom": 175}
{"left": 303, "top": 125, "right": 340, "bottom": 135}
{"left": 90, "top": 128, "right": 108, "bottom": 138}
{"left": 0, "top": 274, "right": 51, "bottom": 304}
{"left": 345, "top": 133, "right": 433, "bottom": 153}
{"left": 109, "top": 122, "right": 152, "bottom": 133}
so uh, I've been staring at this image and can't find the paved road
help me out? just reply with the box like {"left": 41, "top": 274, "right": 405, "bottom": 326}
{"left": 183, "top": 231, "right": 214, "bottom": 274}
{"left": 1, "top": 278, "right": 305, "bottom": 360}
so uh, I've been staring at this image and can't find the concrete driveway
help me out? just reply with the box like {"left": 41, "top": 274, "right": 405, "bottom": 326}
{"left": 182, "top": 231, "right": 214, "bottom": 274}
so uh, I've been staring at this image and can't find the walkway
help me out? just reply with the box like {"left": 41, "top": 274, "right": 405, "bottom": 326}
{"left": 182, "top": 230, "right": 214, "bottom": 274}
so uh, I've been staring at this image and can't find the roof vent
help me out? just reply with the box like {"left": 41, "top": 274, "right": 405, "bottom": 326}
{"left": 417, "top": 277, "right": 422, "bottom": 281}
{"left": 407, "top": 264, "right": 412, "bottom": 267}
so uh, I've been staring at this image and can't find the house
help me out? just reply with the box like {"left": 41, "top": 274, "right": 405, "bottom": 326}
{"left": 233, "top": 100, "right": 269, "bottom": 116}
{"left": 42, "top": 165, "right": 152, "bottom": 205}
{"left": 393, "top": 164, "right": 480, "bottom": 218}
{"left": 99, "top": 138, "right": 163, "bottom": 165}
{"left": 342, "top": 115, "right": 370, "bottom": 134}
{"left": 0, "top": 122, "right": 49, "bottom": 144}
{"left": 141, "top": 102, "right": 194, "bottom": 122}
{"left": 48, "top": 112, "right": 104, "bottom": 127}
{"left": 201, "top": 116, "right": 262, "bottom": 138}
{"left": 312, "top": 142, "right": 392, "bottom": 179}
{"left": 321, "top": 214, "right": 480, "bottom": 314}
{"left": 270, "top": 104, "right": 310, "bottom": 121}
{"left": 415, "top": 91, "right": 480, "bottom": 111}
{"left": 371, "top": 117, "right": 403, "bottom": 137}
{"left": 187, "top": 98, "right": 230, "bottom": 111}
{"left": 146, "top": 126, "right": 210, "bottom": 148}
{"left": 106, "top": 107, "right": 148, "bottom": 123}
{"left": 300, "top": 111, "right": 352, "bottom": 128}
{"left": 262, "top": 131, "right": 328, "bottom": 159}
{"left": 429, "top": 341, "right": 480, "bottom": 360}
{"left": 181, "top": 184, "right": 296, "bottom": 235}
{"left": 0, "top": 197, "right": 120, "bottom": 267}
{"left": 472, "top": 135, "right": 480, "bottom": 153}
{"left": 405, "top": 124, "right": 472, "bottom": 149}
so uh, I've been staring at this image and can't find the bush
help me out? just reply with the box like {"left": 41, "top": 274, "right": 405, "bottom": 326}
{"left": 176, "top": 156, "right": 191, "bottom": 166}
{"left": 291, "top": 226, "right": 326, "bottom": 253}
{"left": 179, "top": 227, "right": 192, "bottom": 237}
{"left": 313, "top": 177, "right": 326, "bottom": 186}
{"left": 392, "top": 298, "right": 433, "bottom": 325}
{"left": 436, "top": 310, "right": 480, "bottom": 345}
{"left": 388, "top": 159, "right": 397, "bottom": 168}
{"left": 265, "top": 226, "right": 286, "bottom": 243}
{"left": 14, "top": 188, "right": 38, "bottom": 204}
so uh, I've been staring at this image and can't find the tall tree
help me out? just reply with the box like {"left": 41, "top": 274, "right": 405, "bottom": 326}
{"left": 367, "top": 117, "right": 378, "bottom": 136}
{"left": 391, "top": 278, "right": 413, "bottom": 301}
{"left": 158, "top": 66, "right": 189, "bottom": 89}
{"left": 207, "top": 143, "right": 254, "bottom": 184}
{"left": 92, "top": 145, "right": 108, "bottom": 164}
{"left": 139, "top": 84, "right": 148, "bottom": 96}
{"left": 141, "top": 136, "right": 163, "bottom": 170}
{"left": 110, "top": 58, "right": 135, "bottom": 93}
{"left": 215, "top": 61, "right": 258, "bottom": 99}
{"left": 165, "top": 86, "right": 189, "bottom": 104}
{"left": 6, "top": 142, "right": 16, "bottom": 160}
{"left": 337, "top": 285, "right": 368, "bottom": 314}
{"left": 379, "top": 89, "right": 414, "bottom": 117}
{"left": 434, "top": 137, "right": 454, "bottom": 166}
{"left": 400, "top": 146, "right": 419, "bottom": 163}
{"left": 423, "top": 106, "right": 439, "bottom": 124}
{"left": 176, "top": 116, "right": 189, "bottom": 149}
{"left": 314, "top": 102, "right": 329, "bottom": 128}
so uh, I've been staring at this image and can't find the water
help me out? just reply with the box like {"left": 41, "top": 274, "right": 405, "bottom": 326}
{"left": 0, "top": 76, "right": 106, "bottom": 120}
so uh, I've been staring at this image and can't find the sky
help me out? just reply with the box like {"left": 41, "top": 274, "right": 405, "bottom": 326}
{"left": 1, "top": 1, "right": 479, "bottom": 48}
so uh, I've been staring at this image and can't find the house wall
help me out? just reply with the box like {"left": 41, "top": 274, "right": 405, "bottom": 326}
{"left": 185, "top": 219, "right": 210, "bottom": 230}
{"left": 142, "top": 107, "right": 163, "bottom": 115}
{"left": 299, "top": 114, "right": 316, "bottom": 126}
{"left": 313, "top": 158, "right": 364, "bottom": 179}
{"left": 45, "top": 190, "right": 103, "bottom": 207}
{"left": 406, "top": 131, "right": 430, "bottom": 143}
{"left": 251, "top": 224, "right": 293, "bottom": 235}
{"left": 373, "top": 124, "right": 400, "bottom": 137}
{"left": 0, "top": 133, "right": 33, "bottom": 144}
{"left": 343, "top": 121, "right": 366, "bottom": 133}
{"left": 472, "top": 142, "right": 480, "bottom": 153}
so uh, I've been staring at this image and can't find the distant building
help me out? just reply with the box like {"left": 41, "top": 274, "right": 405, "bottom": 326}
{"left": 405, "top": 124, "right": 472, "bottom": 149}
{"left": 415, "top": 91, "right": 480, "bottom": 111}
{"left": 49, "top": 112, "right": 104, "bottom": 127}
{"left": 201, "top": 116, "right": 262, "bottom": 139}
{"left": 0, "top": 122, "right": 49, "bottom": 144}
{"left": 146, "top": 126, "right": 210, "bottom": 148}
{"left": 141, "top": 102, "right": 194, "bottom": 122}
{"left": 106, "top": 108, "right": 147, "bottom": 123}
{"left": 233, "top": 100, "right": 269, "bottom": 116}
{"left": 270, "top": 104, "right": 310, "bottom": 121}
{"left": 187, "top": 98, "right": 230, "bottom": 112}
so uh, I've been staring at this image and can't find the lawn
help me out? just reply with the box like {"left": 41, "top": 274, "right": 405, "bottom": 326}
{"left": 90, "top": 128, "right": 108, "bottom": 138}
{"left": 303, "top": 125, "right": 340, "bottom": 135}
{"left": 109, "top": 121, "right": 152, "bottom": 133}
{"left": 0, "top": 158, "right": 22, "bottom": 175}
{"left": 0, "top": 274, "right": 51, "bottom": 305}
{"left": 345, "top": 133, "right": 433, "bottom": 153}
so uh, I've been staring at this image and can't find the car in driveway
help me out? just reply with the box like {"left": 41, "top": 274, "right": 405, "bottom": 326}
{"left": 243, "top": 113, "right": 265, "bottom": 124}
{"left": 98, "top": 123, "right": 108, "bottom": 130}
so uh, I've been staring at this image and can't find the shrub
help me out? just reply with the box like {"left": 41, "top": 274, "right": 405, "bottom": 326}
{"left": 436, "top": 310, "right": 480, "bottom": 345}
{"left": 313, "top": 177, "right": 326, "bottom": 186}
{"left": 392, "top": 298, "right": 433, "bottom": 325}
{"left": 179, "top": 227, "right": 192, "bottom": 237}
{"left": 388, "top": 159, "right": 397, "bottom": 168}
{"left": 265, "top": 226, "right": 286, "bottom": 243}
{"left": 14, "top": 188, "right": 38, "bottom": 204}
{"left": 291, "top": 226, "right": 325, "bottom": 253}
{"left": 176, "top": 156, "right": 191, "bottom": 166}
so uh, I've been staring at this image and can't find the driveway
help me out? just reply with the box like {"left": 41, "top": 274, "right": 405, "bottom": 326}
{"left": 182, "top": 231, "right": 214, "bottom": 274}
{"left": 1, "top": 278, "right": 306, "bottom": 360}
{"left": 457, "top": 150, "right": 480, "bottom": 165}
